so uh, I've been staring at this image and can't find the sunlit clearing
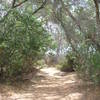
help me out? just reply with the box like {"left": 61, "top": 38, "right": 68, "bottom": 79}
{"left": 41, "top": 67, "right": 60, "bottom": 76}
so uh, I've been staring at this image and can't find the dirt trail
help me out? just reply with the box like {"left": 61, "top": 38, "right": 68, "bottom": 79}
{"left": 0, "top": 67, "right": 100, "bottom": 100}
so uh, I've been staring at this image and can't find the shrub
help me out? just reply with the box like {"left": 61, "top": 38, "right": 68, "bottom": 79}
{"left": 35, "top": 59, "right": 47, "bottom": 69}
{"left": 61, "top": 54, "right": 75, "bottom": 72}
{"left": 0, "top": 10, "right": 52, "bottom": 79}
{"left": 56, "top": 53, "right": 75, "bottom": 72}
{"left": 74, "top": 43, "right": 100, "bottom": 84}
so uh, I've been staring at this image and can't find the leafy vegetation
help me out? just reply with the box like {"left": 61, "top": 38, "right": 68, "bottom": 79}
{"left": 0, "top": 0, "right": 100, "bottom": 85}
{"left": 0, "top": 10, "right": 52, "bottom": 79}
{"left": 51, "top": 0, "right": 100, "bottom": 85}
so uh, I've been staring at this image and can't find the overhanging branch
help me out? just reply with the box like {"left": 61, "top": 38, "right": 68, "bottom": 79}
{"left": 12, "top": 0, "right": 16, "bottom": 8}
{"left": 13, "top": 0, "right": 28, "bottom": 8}
{"left": 93, "top": 0, "right": 100, "bottom": 24}
{"left": 33, "top": 0, "right": 47, "bottom": 14}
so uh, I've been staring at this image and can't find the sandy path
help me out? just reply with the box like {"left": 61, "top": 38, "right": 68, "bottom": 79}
{"left": 0, "top": 67, "right": 100, "bottom": 100}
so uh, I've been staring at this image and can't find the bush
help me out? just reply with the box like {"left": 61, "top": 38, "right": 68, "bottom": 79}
{"left": 73, "top": 43, "right": 100, "bottom": 85}
{"left": 0, "top": 10, "right": 52, "bottom": 79}
{"left": 61, "top": 55, "right": 75, "bottom": 72}
{"left": 56, "top": 53, "right": 75, "bottom": 72}
{"left": 35, "top": 59, "right": 47, "bottom": 69}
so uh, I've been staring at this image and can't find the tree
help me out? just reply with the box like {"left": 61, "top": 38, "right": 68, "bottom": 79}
{"left": 48, "top": 0, "right": 100, "bottom": 84}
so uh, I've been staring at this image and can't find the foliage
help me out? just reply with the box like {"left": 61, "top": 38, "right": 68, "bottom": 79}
{"left": 56, "top": 52, "right": 75, "bottom": 72}
{"left": 51, "top": 0, "right": 100, "bottom": 84}
{"left": 0, "top": 0, "right": 100, "bottom": 85}
{"left": 0, "top": 10, "right": 52, "bottom": 79}
{"left": 75, "top": 45, "right": 100, "bottom": 84}
{"left": 35, "top": 59, "right": 47, "bottom": 69}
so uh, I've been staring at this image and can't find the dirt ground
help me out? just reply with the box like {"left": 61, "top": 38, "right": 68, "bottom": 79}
{"left": 0, "top": 67, "right": 100, "bottom": 100}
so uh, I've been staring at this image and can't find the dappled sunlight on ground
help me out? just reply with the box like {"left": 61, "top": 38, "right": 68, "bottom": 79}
{"left": 0, "top": 67, "right": 100, "bottom": 100}
{"left": 66, "top": 93, "right": 83, "bottom": 100}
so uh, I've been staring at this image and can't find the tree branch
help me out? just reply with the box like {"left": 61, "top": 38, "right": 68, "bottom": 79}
{"left": 93, "top": 0, "right": 100, "bottom": 24}
{"left": 13, "top": 0, "right": 28, "bottom": 8}
{"left": 12, "top": 0, "right": 16, "bottom": 8}
{"left": 33, "top": 0, "right": 47, "bottom": 14}
{"left": 60, "top": 0, "right": 82, "bottom": 31}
